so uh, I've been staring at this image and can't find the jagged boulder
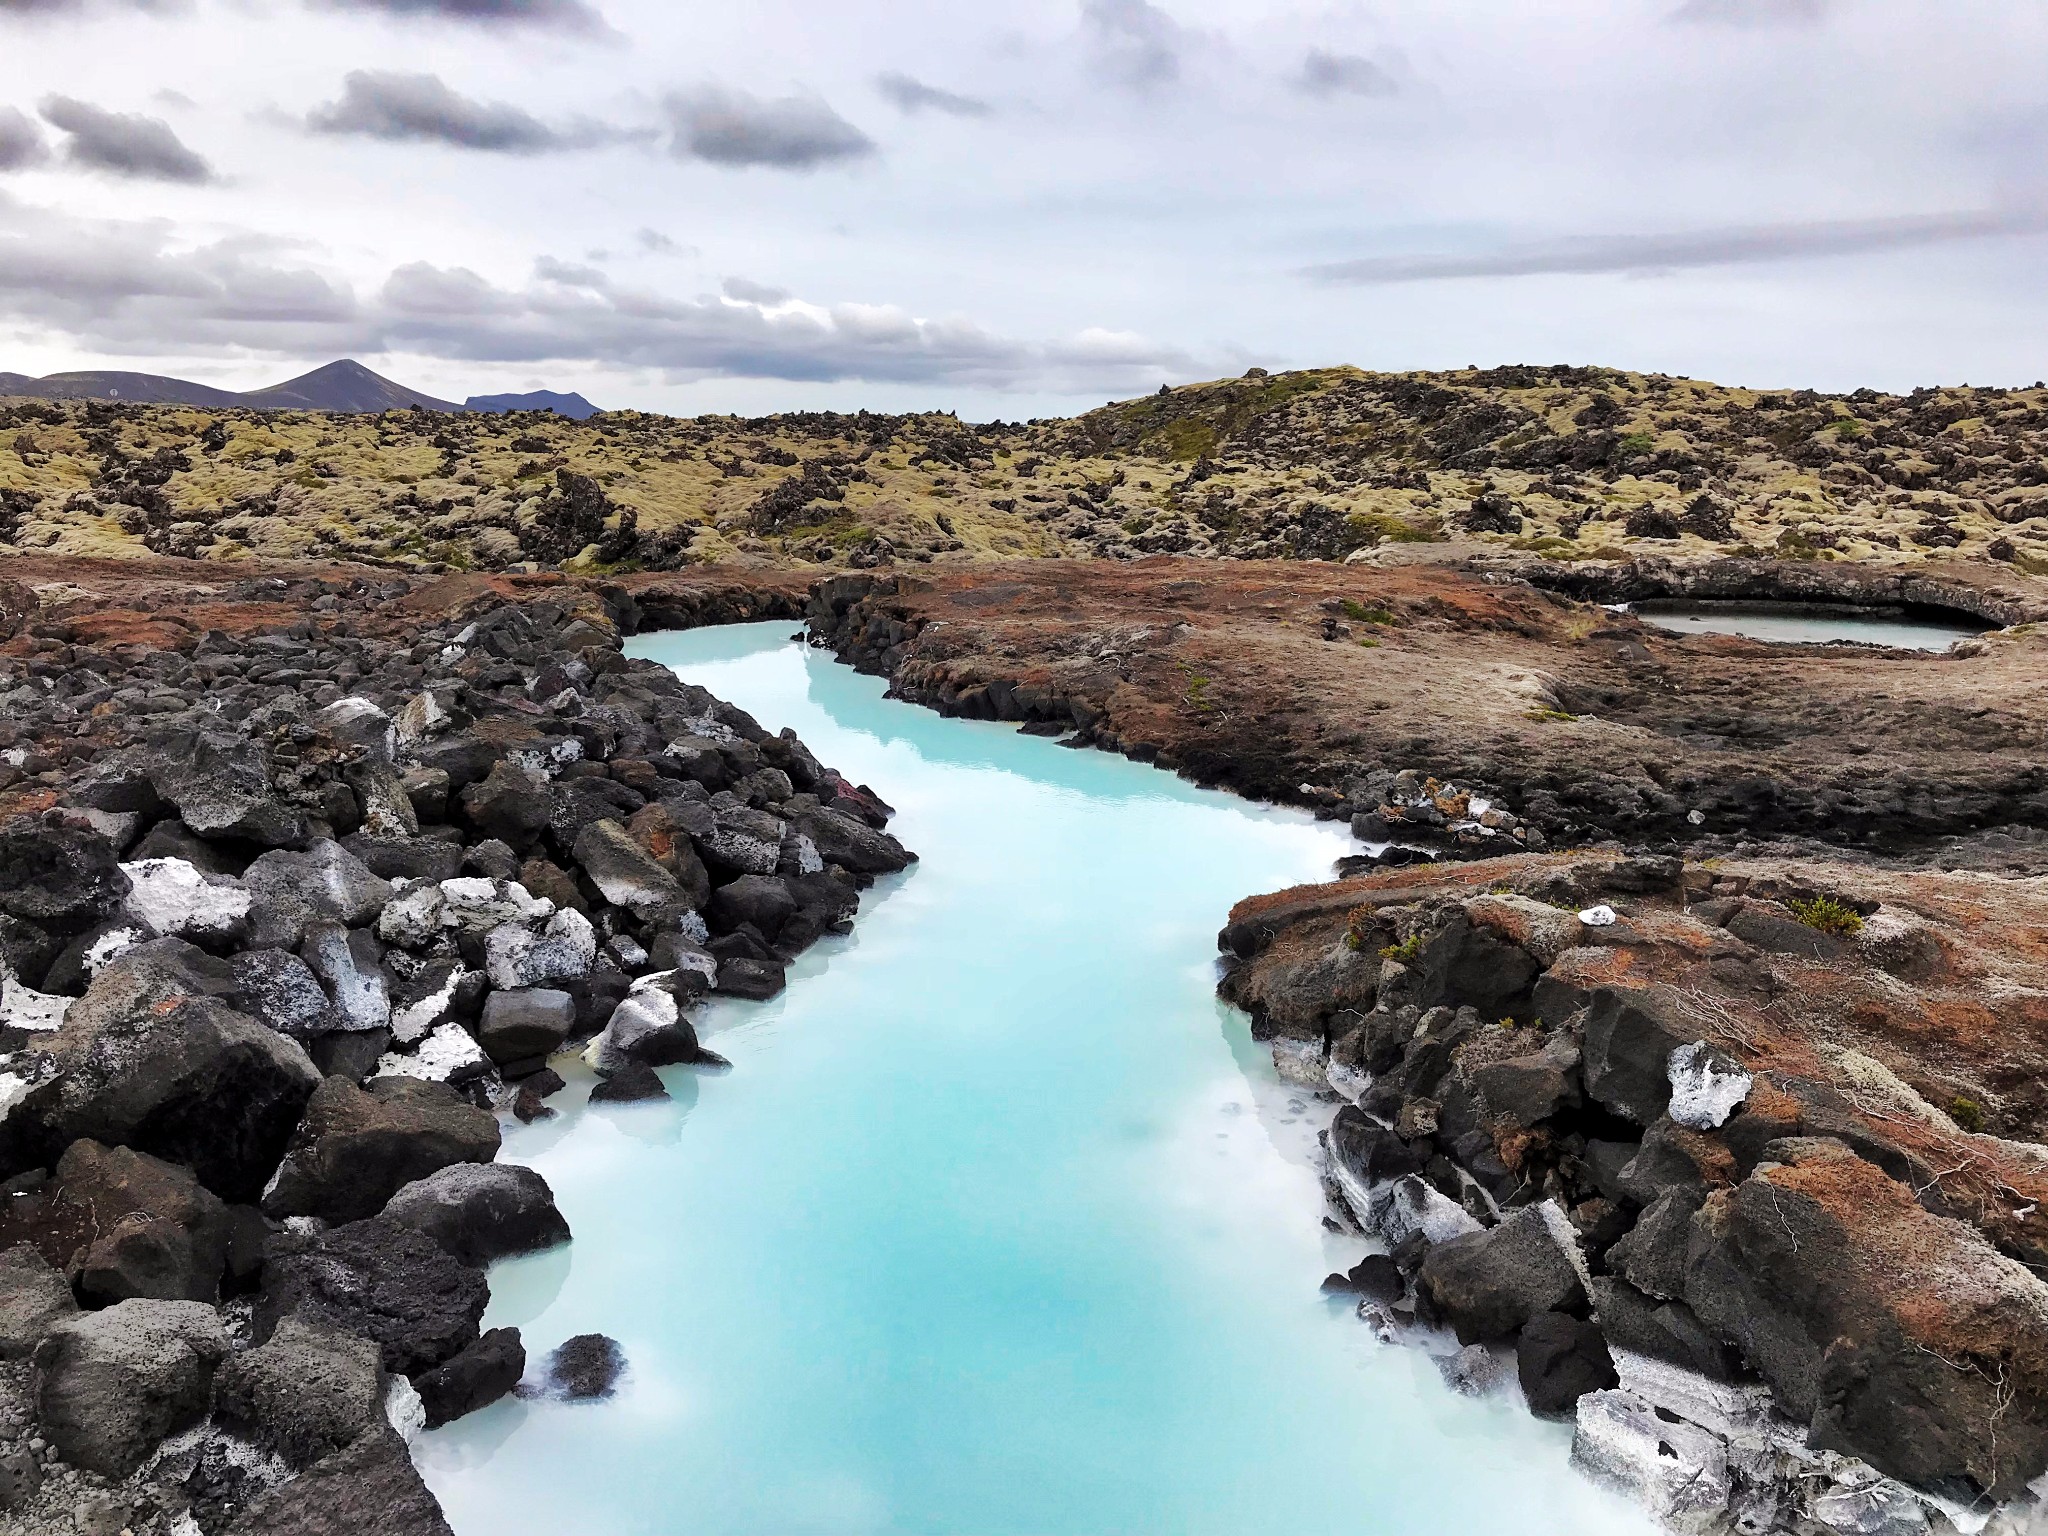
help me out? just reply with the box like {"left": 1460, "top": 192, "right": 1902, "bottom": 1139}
{"left": 413, "top": 1326, "right": 524, "bottom": 1429}
{"left": 117, "top": 857, "right": 251, "bottom": 945}
{"left": 0, "top": 1244, "right": 77, "bottom": 1360}
{"left": 0, "top": 818, "right": 129, "bottom": 922}
{"left": 792, "top": 806, "right": 914, "bottom": 876}
{"left": 1516, "top": 1311, "right": 1617, "bottom": 1417}
{"left": 572, "top": 817, "right": 684, "bottom": 918}
{"left": 379, "top": 1162, "right": 570, "bottom": 1267}
{"left": 223, "top": 1424, "right": 456, "bottom": 1536}
{"left": 1418, "top": 1204, "right": 1587, "bottom": 1344}
{"left": 1684, "top": 1139, "right": 2048, "bottom": 1498}
{"left": 1580, "top": 987, "right": 1687, "bottom": 1126}
{"left": 231, "top": 947, "right": 337, "bottom": 1038}
{"left": 262, "top": 1075, "right": 500, "bottom": 1224}
{"left": 255, "top": 1216, "right": 488, "bottom": 1377}
{"left": 34, "top": 1298, "right": 229, "bottom": 1477}
{"left": 0, "top": 951, "right": 318, "bottom": 1201}
{"left": 212, "top": 1317, "right": 384, "bottom": 1470}
{"left": 475, "top": 987, "right": 576, "bottom": 1065}
{"left": 484, "top": 907, "right": 596, "bottom": 990}
{"left": 243, "top": 841, "right": 392, "bottom": 949}
{"left": 140, "top": 725, "right": 308, "bottom": 847}
{"left": 49, "top": 1138, "right": 234, "bottom": 1305}
{"left": 585, "top": 972, "right": 717, "bottom": 1074}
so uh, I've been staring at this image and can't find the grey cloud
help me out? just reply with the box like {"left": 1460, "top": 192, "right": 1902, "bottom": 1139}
{"left": 667, "top": 86, "right": 874, "bottom": 171}
{"left": 635, "top": 228, "right": 688, "bottom": 255}
{"left": 876, "top": 72, "right": 992, "bottom": 119}
{"left": 0, "top": 0, "right": 189, "bottom": 14}
{"left": 308, "top": 0, "right": 608, "bottom": 32}
{"left": 307, "top": 71, "right": 564, "bottom": 153}
{"left": 0, "top": 195, "right": 1189, "bottom": 393}
{"left": 1083, "top": 0, "right": 1182, "bottom": 87}
{"left": 1672, "top": 0, "right": 1828, "bottom": 25}
{"left": 1306, "top": 211, "right": 2048, "bottom": 284}
{"left": 534, "top": 255, "right": 607, "bottom": 287}
{"left": 722, "top": 276, "right": 789, "bottom": 305}
{"left": 39, "top": 96, "right": 213, "bottom": 182}
{"left": 0, "top": 108, "right": 48, "bottom": 171}
{"left": 1297, "top": 48, "right": 1396, "bottom": 99}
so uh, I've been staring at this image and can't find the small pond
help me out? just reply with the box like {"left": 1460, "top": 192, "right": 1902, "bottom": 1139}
{"left": 1629, "top": 599, "right": 1990, "bottom": 651}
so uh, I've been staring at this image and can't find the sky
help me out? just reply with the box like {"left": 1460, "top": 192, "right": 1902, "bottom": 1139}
{"left": 0, "top": 0, "right": 2043, "bottom": 420}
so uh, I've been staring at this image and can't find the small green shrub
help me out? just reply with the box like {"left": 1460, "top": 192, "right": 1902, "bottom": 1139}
{"left": 1615, "top": 431, "right": 1657, "bottom": 459}
{"left": 1787, "top": 894, "right": 1863, "bottom": 936}
{"left": 1341, "top": 599, "right": 1396, "bottom": 625}
{"left": 1379, "top": 935, "right": 1424, "bottom": 964}
{"left": 1949, "top": 1096, "right": 1986, "bottom": 1134}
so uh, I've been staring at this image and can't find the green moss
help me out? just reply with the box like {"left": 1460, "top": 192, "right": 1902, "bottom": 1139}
{"left": 1787, "top": 894, "right": 1864, "bottom": 936}
{"left": 1615, "top": 431, "right": 1657, "bottom": 459}
{"left": 1524, "top": 707, "right": 1579, "bottom": 723}
{"left": 1346, "top": 511, "right": 1436, "bottom": 545}
{"left": 1378, "top": 935, "right": 1424, "bottom": 963}
{"left": 1949, "top": 1096, "right": 1986, "bottom": 1134}
{"left": 1340, "top": 598, "right": 1396, "bottom": 625}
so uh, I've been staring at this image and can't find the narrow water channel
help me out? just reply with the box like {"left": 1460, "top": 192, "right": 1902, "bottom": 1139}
{"left": 415, "top": 623, "right": 1651, "bottom": 1536}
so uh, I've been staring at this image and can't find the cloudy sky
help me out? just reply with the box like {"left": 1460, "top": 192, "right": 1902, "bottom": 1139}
{"left": 0, "top": 0, "right": 2043, "bottom": 418}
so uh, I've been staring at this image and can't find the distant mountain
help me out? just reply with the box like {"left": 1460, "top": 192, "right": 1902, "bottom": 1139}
{"left": 6, "top": 370, "right": 246, "bottom": 408}
{"left": 466, "top": 389, "right": 601, "bottom": 420}
{"left": 0, "top": 358, "right": 570, "bottom": 416}
{"left": 241, "top": 360, "right": 459, "bottom": 414}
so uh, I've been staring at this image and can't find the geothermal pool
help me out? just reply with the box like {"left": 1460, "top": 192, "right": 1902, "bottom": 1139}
{"left": 414, "top": 622, "right": 1650, "bottom": 1536}
{"left": 1630, "top": 598, "right": 1987, "bottom": 650}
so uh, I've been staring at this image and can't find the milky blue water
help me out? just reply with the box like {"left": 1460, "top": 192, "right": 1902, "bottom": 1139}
{"left": 415, "top": 622, "right": 1651, "bottom": 1536}
{"left": 1631, "top": 599, "right": 1985, "bottom": 650}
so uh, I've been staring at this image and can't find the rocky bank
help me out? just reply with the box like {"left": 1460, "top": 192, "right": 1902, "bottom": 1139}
{"left": 1219, "top": 851, "right": 2048, "bottom": 1534}
{"left": 0, "top": 567, "right": 911, "bottom": 1532}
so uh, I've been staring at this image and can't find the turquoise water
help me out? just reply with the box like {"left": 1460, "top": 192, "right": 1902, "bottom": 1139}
{"left": 1631, "top": 600, "right": 1985, "bottom": 650}
{"left": 415, "top": 623, "right": 1650, "bottom": 1536}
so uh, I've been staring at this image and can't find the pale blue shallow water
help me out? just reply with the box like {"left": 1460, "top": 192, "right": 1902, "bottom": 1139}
{"left": 1631, "top": 600, "right": 1985, "bottom": 650}
{"left": 415, "top": 622, "right": 1652, "bottom": 1536}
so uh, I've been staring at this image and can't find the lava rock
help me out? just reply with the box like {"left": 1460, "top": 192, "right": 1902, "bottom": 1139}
{"left": 50, "top": 1138, "right": 234, "bottom": 1305}
{"left": 1417, "top": 1203, "right": 1587, "bottom": 1345}
{"left": 0, "top": 818, "right": 129, "bottom": 922}
{"left": 212, "top": 1316, "right": 383, "bottom": 1470}
{"left": 141, "top": 724, "right": 308, "bottom": 848}
{"left": 242, "top": 839, "right": 394, "bottom": 950}
{"left": 231, "top": 947, "right": 337, "bottom": 1038}
{"left": 459, "top": 761, "right": 554, "bottom": 847}
{"left": 1588, "top": 1276, "right": 1738, "bottom": 1382}
{"left": 413, "top": 1326, "right": 525, "bottom": 1429}
{"left": 0, "top": 1243, "right": 77, "bottom": 1359}
{"left": 539, "top": 1332, "right": 624, "bottom": 1400}
{"left": 589, "top": 1061, "right": 670, "bottom": 1103}
{"left": 572, "top": 817, "right": 684, "bottom": 919}
{"left": 1684, "top": 1140, "right": 2048, "bottom": 1498}
{"left": 117, "top": 856, "right": 251, "bottom": 944}
{"left": 262, "top": 1075, "right": 500, "bottom": 1223}
{"left": 1470, "top": 1037, "right": 1583, "bottom": 1129}
{"left": 713, "top": 955, "right": 786, "bottom": 1000}
{"left": 222, "top": 1424, "right": 456, "bottom": 1536}
{"left": 300, "top": 922, "right": 391, "bottom": 1032}
{"left": 586, "top": 974, "right": 719, "bottom": 1074}
{"left": 707, "top": 873, "right": 798, "bottom": 942}
{"left": 255, "top": 1216, "right": 488, "bottom": 1377}
{"left": 792, "top": 806, "right": 914, "bottom": 876}
{"left": 476, "top": 987, "right": 576, "bottom": 1065}
{"left": 1580, "top": 987, "right": 1686, "bottom": 1126}
{"left": 34, "top": 1297, "right": 229, "bottom": 1477}
{"left": 484, "top": 907, "right": 597, "bottom": 990}
{"left": 1516, "top": 1310, "right": 1617, "bottom": 1416}
{"left": 380, "top": 1162, "right": 570, "bottom": 1267}
{"left": 0, "top": 974, "right": 318, "bottom": 1202}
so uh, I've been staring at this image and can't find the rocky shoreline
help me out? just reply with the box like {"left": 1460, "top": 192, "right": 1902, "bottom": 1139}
{"left": 1218, "top": 851, "right": 2048, "bottom": 1534}
{"left": 8, "top": 546, "right": 2048, "bottom": 1536}
{"left": 0, "top": 569, "right": 911, "bottom": 1533}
